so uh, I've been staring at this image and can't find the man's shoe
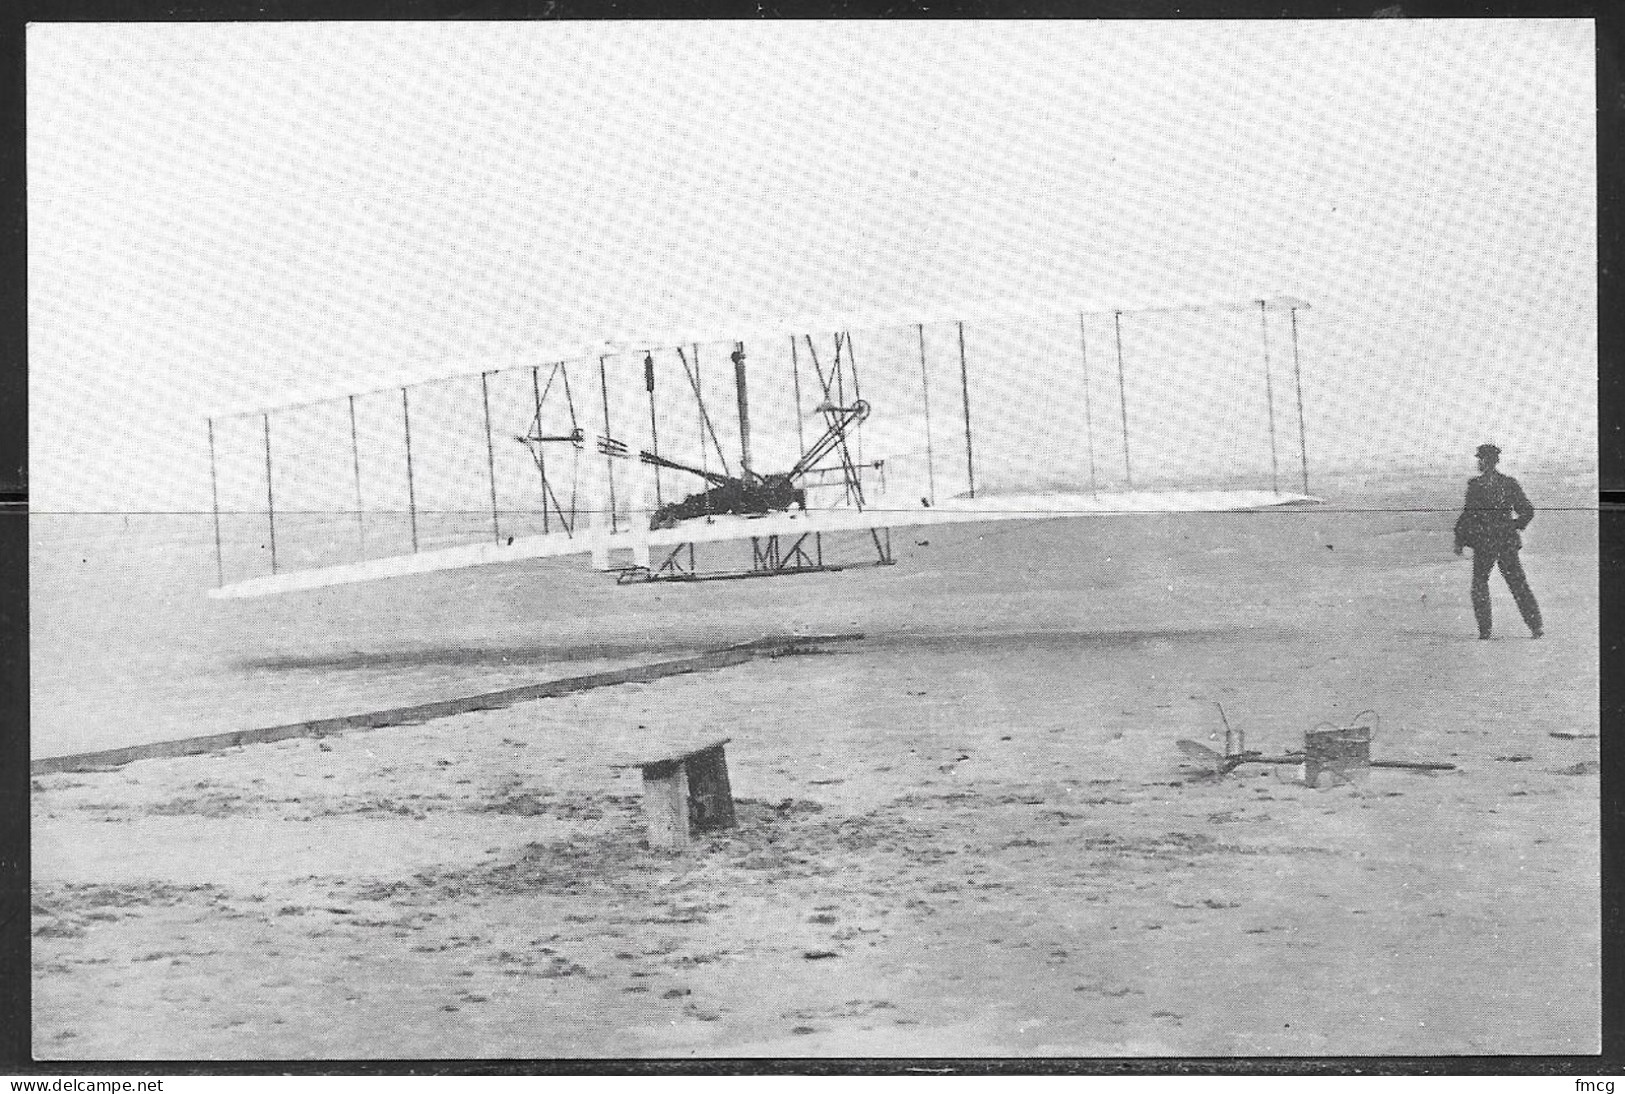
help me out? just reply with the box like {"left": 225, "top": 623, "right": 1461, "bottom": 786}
{"left": 1478, "top": 633, "right": 1492, "bottom": 640}
{"left": 1531, "top": 628, "right": 1543, "bottom": 639}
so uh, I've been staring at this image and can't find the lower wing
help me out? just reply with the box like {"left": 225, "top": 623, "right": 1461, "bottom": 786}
{"left": 208, "top": 489, "right": 1318, "bottom": 599}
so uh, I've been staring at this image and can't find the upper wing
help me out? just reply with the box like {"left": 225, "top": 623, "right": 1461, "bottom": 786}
{"left": 206, "top": 295, "right": 1317, "bottom": 600}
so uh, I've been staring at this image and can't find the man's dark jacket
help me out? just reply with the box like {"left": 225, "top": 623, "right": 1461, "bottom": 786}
{"left": 1453, "top": 471, "right": 1535, "bottom": 551}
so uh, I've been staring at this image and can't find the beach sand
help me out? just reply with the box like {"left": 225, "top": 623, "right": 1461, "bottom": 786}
{"left": 31, "top": 473, "right": 1599, "bottom": 1058}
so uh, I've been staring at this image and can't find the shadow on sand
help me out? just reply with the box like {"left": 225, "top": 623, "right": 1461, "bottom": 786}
{"left": 239, "top": 624, "right": 1288, "bottom": 675}
{"left": 237, "top": 639, "right": 713, "bottom": 674}
{"left": 865, "top": 625, "right": 1286, "bottom": 655}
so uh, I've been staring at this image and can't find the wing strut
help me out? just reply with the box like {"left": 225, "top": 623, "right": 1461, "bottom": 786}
{"left": 348, "top": 395, "right": 367, "bottom": 555}
{"left": 207, "top": 417, "right": 224, "bottom": 587}
{"left": 789, "top": 335, "right": 807, "bottom": 458}
{"left": 263, "top": 412, "right": 279, "bottom": 571}
{"left": 916, "top": 324, "right": 937, "bottom": 507}
{"left": 1259, "top": 299, "right": 1280, "bottom": 495}
{"left": 957, "top": 321, "right": 976, "bottom": 500}
{"left": 1113, "top": 311, "right": 1133, "bottom": 491}
{"left": 401, "top": 389, "right": 418, "bottom": 553}
{"left": 480, "top": 371, "right": 501, "bottom": 543}
{"left": 1289, "top": 304, "right": 1310, "bottom": 495}
{"left": 1077, "top": 314, "right": 1098, "bottom": 498}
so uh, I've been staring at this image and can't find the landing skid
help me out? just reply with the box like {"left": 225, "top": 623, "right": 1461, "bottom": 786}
{"left": 616, "top": 528, "right": 895, "bottom": 584}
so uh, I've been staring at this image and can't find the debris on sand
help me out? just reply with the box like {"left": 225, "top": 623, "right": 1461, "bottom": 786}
{"left": 479, "top": 793, "right": 550, "bottom": 816}
{"left": 768, "top": 642, "right": 841, "bottom": 658}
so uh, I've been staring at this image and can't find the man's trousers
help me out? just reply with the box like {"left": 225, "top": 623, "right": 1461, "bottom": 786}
{"left": 1470, "top": 544, "right": 1543, "bottom": 637}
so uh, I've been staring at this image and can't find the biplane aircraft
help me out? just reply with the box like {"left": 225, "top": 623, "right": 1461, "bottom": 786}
{"left": 204, "top": 296, "right": 1317, "bottom": 598}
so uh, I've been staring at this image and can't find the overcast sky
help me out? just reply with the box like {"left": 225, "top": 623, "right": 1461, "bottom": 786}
{"left": 28, "top": 20, "right": 1595, "bottom": 512}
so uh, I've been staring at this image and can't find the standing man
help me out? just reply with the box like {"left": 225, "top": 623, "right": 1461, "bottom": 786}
{"left": 1453, "top": 443, "right": 1544, "bottom": 639}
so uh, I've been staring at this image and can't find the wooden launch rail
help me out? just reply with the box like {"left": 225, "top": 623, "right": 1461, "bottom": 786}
{"left": 31, "top": 633, "right": 863, "bottom": 776}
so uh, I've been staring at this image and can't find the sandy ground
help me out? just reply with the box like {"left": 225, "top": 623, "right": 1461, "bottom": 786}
{"left": 31, "top": 485, "right": 1599, "bottom": 1059}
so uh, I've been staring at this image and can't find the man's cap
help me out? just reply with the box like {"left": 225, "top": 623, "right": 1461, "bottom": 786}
{"left": 1476, "top": 443, "right": 1501, "bottom": 461}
